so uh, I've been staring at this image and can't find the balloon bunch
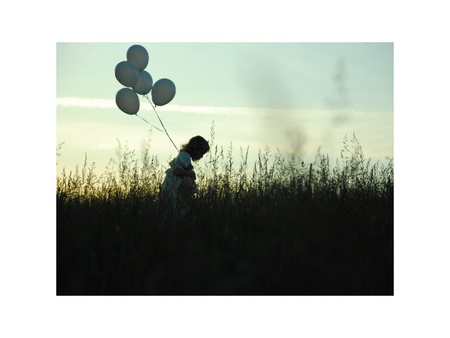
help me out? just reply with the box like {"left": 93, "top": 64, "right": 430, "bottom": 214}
{"left": 114, "top": 44, "right": 178, "bottom": 151}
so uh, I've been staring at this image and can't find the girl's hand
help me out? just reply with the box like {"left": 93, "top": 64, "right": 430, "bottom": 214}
{"left": 173, "top": 167, "right": 196, "bottom": 180}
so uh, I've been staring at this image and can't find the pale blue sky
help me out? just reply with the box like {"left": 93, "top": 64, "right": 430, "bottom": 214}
{"left": 57, "top": 43, "right": 393, "bottom": 176}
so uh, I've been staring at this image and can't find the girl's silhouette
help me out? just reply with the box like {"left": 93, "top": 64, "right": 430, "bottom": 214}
{"left": 160, "top": 136, "right": 210, "bottom": 207}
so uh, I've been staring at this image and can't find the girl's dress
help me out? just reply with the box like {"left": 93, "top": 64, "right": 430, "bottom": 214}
{"left": 160, "top": 151, "right": 198, "bottom": 201}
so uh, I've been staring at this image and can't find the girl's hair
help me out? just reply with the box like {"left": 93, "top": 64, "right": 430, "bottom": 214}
{"left": 180, "top": 135, "right": 210, "bottom": 161}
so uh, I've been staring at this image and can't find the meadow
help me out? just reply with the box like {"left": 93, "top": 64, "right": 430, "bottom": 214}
{"left": 56, "top": 130, "right": 393, "bottom": 295}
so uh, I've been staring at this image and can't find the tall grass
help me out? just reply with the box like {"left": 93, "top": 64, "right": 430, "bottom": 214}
{"left": 57, "top": 128, "right": 393, "bottom": 295}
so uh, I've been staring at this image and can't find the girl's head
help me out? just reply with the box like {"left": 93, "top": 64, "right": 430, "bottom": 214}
{"left": 181, "top": 135, "right": 210, "bottom": 161}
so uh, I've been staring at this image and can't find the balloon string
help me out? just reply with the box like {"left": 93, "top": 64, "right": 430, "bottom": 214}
{"left": 135, "top": 113, "right": 164, "bottom": 133}
{"left": 143, "top": 95, "right": 179, "bottom": 153}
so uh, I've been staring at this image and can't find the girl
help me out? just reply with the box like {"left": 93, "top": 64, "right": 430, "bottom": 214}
{"left": 160, "top": 135, "right": 210, "bottom": 203}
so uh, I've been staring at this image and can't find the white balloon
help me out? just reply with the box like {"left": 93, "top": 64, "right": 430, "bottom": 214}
{"left": 151, "top": 78, "right": 176, "bottom": 106}
{"left": 115, "top": 61, "right": 138, "bottom": 87}
{"left": 116, "top": 88, "right": 140, "bottom": 115}
{"left": 133, "top": 71, "right": 153, "bottom": 95}
{"left": 127, "top": 45, "right": 149, "bottom": 71}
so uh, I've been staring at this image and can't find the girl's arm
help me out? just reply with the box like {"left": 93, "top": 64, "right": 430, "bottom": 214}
{"left": 173, "top": 152, "right": 195, "bottom": 179}
{"left": 173, "top": 167, "right": 196, "bottom": 180}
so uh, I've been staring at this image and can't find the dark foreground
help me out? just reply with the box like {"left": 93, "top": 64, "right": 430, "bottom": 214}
{"left": 57, "top": 189, "right": 393, "bottom": 295}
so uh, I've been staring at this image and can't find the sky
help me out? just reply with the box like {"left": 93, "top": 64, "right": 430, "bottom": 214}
{"left": 56, "top": 42, "right": 393, "bottom": 177}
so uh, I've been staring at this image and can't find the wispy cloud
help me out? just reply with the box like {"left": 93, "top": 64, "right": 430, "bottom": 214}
{"left": 56, "top": 96, "right": 260, "bottom": 116}
{"left": 161, "top": 105, "right": 255, "bottom": 116}
{"left": 56, "top": 96, "right": 328, "bottom": 117}
{"left": 56, "top": 97, "right": 116, "bottom": 109}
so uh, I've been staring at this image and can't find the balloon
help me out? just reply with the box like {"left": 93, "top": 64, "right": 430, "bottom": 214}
{"left": 116, "top": 88, "right": 140, "bottom": 115}
{"left": 115, "top": 61, "right": 138, "bottom": 87}
{"left": 127, "top": 45, "right": 149, "bottom": 71}
{"left": 151, "top": 78, "right": 176, "bottom": 106}
{"left": 133, "top": 70, "right": 153, "bottom": 95}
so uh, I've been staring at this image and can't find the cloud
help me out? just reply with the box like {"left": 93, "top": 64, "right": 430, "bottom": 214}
{"left": 160, "top": 105, "right": 254, "bottom": 116}
{"left": 56, "top": 97, "right": 116, "bottom": 109}
{"left": 56, "top": 96, "right": 327, "bottom": 117}
{"left": 57, "top": 97, "right": 253, "bottom": 116}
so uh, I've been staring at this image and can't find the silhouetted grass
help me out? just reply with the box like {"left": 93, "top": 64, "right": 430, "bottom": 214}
{"left": 57, "top": 130, "right": 393, "bottom": 295}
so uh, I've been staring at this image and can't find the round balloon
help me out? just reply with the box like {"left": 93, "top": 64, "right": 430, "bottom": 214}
{"left": 133, "top": 71, "right": 153, "bottom": 95}
{"left": 127, "top": 45, "right": 149, "bottom": 71}
{"left": 116, "top": 88, "right": 140, "bottom": 115}
{"left": 151, "top": 78, "right": 176, "bottom": 106}
{"left": 115, "top": 61, "right": 138, "bottom": 87}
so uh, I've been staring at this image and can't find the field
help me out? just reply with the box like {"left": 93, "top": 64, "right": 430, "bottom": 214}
{"left": 56, "top": 132, "right": 393, "bottom": 295}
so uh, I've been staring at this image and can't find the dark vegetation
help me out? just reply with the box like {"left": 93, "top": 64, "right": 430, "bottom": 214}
{"left": 57, "top": 130, "right": 393, "bottom": 295}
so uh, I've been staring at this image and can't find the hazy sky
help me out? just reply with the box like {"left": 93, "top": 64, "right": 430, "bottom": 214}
{"left": 56, "top": 42, "right": 393, "bottom": 176}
